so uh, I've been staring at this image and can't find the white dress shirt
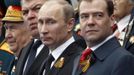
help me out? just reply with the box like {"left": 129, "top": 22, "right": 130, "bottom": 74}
{"left": 23, "top": 39, "right": 44, "bottom": 74}
{"left": 114, "top": 15, "right": 133, "bottom": 45}
{"left": 117, "top": 15, "right": 130, "bottom": 32}
{"left": 34, "top": 39, "right": 44, "bottom": 57}
{"left": 43, "top": 36, "right": 75, "bottom": 75}
{"left": 51, "top": 36, "right": 75, "bottom": 67}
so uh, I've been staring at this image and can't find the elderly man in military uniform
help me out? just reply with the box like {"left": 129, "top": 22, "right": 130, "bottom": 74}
{"left": 0, "top": 1, "right": 15, "bottom": 75}
{"left": 2, "top": 5, "right": 32, "bottom": 75}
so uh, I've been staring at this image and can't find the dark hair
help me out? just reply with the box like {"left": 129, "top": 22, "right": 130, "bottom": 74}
{"left": 106, "top": 0, "right": 114, "bottom": 16}
{"left": 79, "top": 0, "right": 114, "bottom": 16}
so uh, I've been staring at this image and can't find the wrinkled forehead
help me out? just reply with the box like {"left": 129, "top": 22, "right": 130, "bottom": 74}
{"left": 4, "top": 21, "right": 24, "bottom": 27}
{"left": 21, "top": 0, "right": 45, "bottom": 9}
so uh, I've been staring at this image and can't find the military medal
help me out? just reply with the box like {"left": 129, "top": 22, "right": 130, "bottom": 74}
{"left": 12, "top": 66, "right": 16, "bottom": 72}
{"left": 54, "top": 57, "right": 64, "bottom": 69}
{"left": 129, "top": 36, "right": 134, "bottom": 44}
{"left": 80, "top": 57, "right": 91, "bottom": 72}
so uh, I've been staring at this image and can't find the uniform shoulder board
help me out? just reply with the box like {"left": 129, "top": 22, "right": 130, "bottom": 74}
{"left": 0, "top": 40, "right": 14, "bottom": 54}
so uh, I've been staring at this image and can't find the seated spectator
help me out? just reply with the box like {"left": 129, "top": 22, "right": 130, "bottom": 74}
{"left": 2, "top": 5, "right": 32, "bottom": 75}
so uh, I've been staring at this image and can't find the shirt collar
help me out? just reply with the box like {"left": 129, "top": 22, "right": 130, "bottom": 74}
{"left": 90, "top": 34, "right": 115, "bottom": 51}
{"left": 51, "top": 36, "right": 75, "bottom": 61}
{"left": 34, "top": 39, "right": 38, "bottom": 43}
{"left": 117, "top": 15, "right": 130, "bottom": 32}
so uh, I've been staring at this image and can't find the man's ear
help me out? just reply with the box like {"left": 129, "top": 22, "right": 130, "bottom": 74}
{"left": 110, "top": 14, "right": 116, "bottom": 27}
{"left": 111, "top": 14, "right": 115, "bottom": 20}
{"left": 67, "top": 18, "right": 75, "bottom": 32}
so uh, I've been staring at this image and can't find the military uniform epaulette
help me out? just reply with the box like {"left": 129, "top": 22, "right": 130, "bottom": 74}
{"left": 0, "top": 42, "right": 15, "bottom": 75}
{"left": 0, "top": 39, "right": 14, "bottom": 54}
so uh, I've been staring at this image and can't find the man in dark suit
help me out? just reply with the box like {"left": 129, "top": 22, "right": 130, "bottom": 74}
{"left": 112, "top": 0, "right": 134, "bottom": 54}
{"left": 73, "top": 0, "right": 134, "bottom": 75}
{"left": 15, "top": 0, "right": 49, "bottom": 75}
{"left": 123, "top": 7, "right": 134, "bottom": 54}
{"left": 37, "top": 0, "right": 86, "bottom": 75}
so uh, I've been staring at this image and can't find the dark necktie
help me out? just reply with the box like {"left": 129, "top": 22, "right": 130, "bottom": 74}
{"left": 45, "top": 54, "right": 54, "bottom": 75}
{"left": 24, "top": 40, "right": 42, "bottom": 75}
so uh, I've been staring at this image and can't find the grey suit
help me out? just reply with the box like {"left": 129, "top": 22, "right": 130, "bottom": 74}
{"left": 74, "top": 37, "right": 134, "bottom": 75}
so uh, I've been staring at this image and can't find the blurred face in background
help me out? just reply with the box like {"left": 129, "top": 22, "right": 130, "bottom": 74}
{"left": 21, "top": 0, "right": 46, "bottom": 38}
{"left": 113, "top": 0, "right": 133, "bottom": 20}
{"left": 5, "top": 21, "right": 31, "bottom": 56}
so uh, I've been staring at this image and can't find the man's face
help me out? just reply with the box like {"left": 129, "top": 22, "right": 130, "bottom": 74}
{"left": 79, "top": 0, "right": 113, "bottom": 47}
{"left": 113, "top": 0, "right": 130, "bottom": 19}
{"left": 5, "top": 22, "right": 29, "bottom": 53}
{"left": 38, "top": 3, "right": 73, "bottom": 49}
{"left": 21, "top": 0, "right": 45, "bottom": 38}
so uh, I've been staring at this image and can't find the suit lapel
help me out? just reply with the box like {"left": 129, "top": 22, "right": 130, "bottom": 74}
{"left": 15, "top": 40, "right": 34, "bottom": 75}
{"left": 72, "top": 55, "right": 81, "bottom": 75}
{"left": 49, "top": 39, "right": 85, "bottom": 75}
{"left": 39, "top": 36, "right": 86, "bottom": 75}
{"left": 38, "top": 53, "right": 50, "bottom": 75}
{"left": 124, "top": 21, "right": 134, "bottom": 50}
{"left": 75, "top": 37, "right": 121, "bottom": 75}
{"left": 94, "top": 37, "right": 120, "bottom": 61}
{"left": 27, "top": 45, "right": 49, "bottom": 75}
